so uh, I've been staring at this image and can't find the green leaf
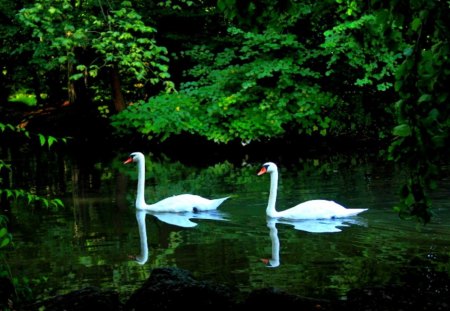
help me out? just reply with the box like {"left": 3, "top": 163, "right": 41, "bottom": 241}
{"left": 411, "top": 18, "right": 422, "bottom": 32}
{"left": 418, "top": 94, "right": 431, "bottom": 103}
{"left": 392, "top": 124, "right": 411, "bottom": 137}
{"left": 403, "top": 47, "right": 413, "bottom": 56}
{"left": 38, "top": 134, "right": 46, "bottom": 146}
{"left": 47, "top": 136, "right": 57, "bottom": 148}
{"left": 52, "top": 198, "right": 64, "bottom": 207}
{"left": 0, "top": 237, "right": 11, "bottom": 248}
{"left": 69, "top": 73, "right": 84, "bottom": 81}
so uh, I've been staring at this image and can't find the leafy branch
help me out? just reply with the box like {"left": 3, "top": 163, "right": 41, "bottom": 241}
{"left": 0, "top": 122, "right": 68, "bottom": 149}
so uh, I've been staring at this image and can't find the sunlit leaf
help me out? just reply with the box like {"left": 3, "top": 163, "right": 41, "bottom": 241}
{"left": 47, "top": 136, "right": 57, "bottom": 148}
{"left": 0, "top": 237, "right": 10, "bottom": 248}
{"left": 38, "top": 134, "right": 46, "bottom": 146}
{"left": 392, "top": 124, "right": 411, "bottom": 137}
{"left": 0, "top": 228, "right": 7, "bottom": 238}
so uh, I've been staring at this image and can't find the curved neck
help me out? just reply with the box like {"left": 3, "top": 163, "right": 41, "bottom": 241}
{"left": 266, "top": 170, "right": 279, "bottom": 217}
{"left": 136, "top": 159, "right": 147, "bottom": 208}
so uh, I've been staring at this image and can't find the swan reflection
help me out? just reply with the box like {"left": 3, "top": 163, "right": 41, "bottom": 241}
{"left": 132, "top": 209, "right": 229, "bottom": 265}
{"left": 262, "top": 217, "right": 367, "bottom": 268}
{"left": 276, "top": 216, "right": 367, "bottom": 233}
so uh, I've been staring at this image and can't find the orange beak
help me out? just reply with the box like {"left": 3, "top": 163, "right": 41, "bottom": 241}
{"left": 257, "top": 167, "right": 267, "bottom": 176}
{"left": 123, "top": 157, "right": 133, "bottom": 164}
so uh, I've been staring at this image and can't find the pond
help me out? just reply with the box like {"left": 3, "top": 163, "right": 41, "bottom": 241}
{"left": 3, "top": 143, "right": 450, "bottom": 303}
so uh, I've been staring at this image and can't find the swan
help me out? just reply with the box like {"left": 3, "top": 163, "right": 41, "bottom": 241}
{"left": 257, "top": 162, "right": 368, "bottom": 220}
{"left": 124, "top": 152, "right": 229, "bottom": 212}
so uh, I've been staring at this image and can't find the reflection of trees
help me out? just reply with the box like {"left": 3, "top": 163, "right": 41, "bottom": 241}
{"left": 6, "top": 148, "right": 67, "bottom": 202}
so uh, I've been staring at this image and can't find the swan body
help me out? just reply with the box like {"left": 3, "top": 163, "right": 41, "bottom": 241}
{"left": 124, "top": 152, "right": 229, "bottom": 212}
{"left": 257, "top": 162, "right": 367, "bottom": 220}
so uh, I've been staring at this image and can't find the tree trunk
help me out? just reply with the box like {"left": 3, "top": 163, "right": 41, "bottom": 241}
{"left": 110, "top": 65, "right": 126, "bottom": 112}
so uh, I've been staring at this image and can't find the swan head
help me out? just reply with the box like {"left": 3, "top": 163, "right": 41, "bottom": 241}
{"left": 257, "top": 162, "right": 277, "bottom": 175}
{"left": 124, "top": 152, "right": 145, "bottom": 164}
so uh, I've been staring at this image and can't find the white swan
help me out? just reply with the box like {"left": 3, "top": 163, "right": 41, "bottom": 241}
{"left": 124, "top": 152, "right": 229, "bottom": 212}
{"left": 257, "top": 162, "right": 368, "bottom": 220}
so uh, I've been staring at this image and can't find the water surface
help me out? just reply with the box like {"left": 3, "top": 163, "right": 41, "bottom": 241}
{"left": 5, "top": 147, "right": 450, "bottom": 302}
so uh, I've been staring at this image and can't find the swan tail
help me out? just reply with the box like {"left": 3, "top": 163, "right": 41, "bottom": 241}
{"left": 216, "top": 196, "right": 230, "bottom": 205}
{"left": 345, "top": 208, "right": 368, "bottom": 216}
{"left": 210, "top": 196, "right": 229, "bottom": 209}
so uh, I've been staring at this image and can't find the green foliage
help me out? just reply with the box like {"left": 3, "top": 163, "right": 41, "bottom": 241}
{"left": 90, "top": 2, "right": 172, "bottom": 85}
{"left": 385, "top": 0, "right": 450, "bottom": 223}
{"left": 0, "top": 216, "right": 12, "bottom": 249}
{"left": 7, "top": 91, "right": 37, "bottom": 106}
{"left": 15, "top": 0, "right": 174, "bottom": 105}
{"left": 0, "top": 188, "right": 64, "bottom": 210}
{"left": 157, "top": 0, "right": 195, "bottom": 11}
{"left": 0, "top": 123, "right": 66, "bottom": 209}
{"left": 112, "top": 25, "right": 348, "bottom": 143}
{"left": 322, "top": 13, "right": 402, "bottom": 91}
{"left": 0, "top": 121, "right": 65, "bottom": 307}
{"left": 112, "top": 0, "right": 398, "bottom": 143}
{"left": 0, "top": 122, "right": 68, "bottom": 149}
{"left": 111, "top": 94, "right": 199, "bottom": 141}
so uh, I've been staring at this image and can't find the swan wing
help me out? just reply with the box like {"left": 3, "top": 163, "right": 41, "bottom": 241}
{"left": 148, "top": 194, "right": 229, "bottom": 212}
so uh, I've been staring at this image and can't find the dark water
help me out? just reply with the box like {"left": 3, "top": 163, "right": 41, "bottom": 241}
{"left": 3, "top": 145, "right": 450, "bottom": 303}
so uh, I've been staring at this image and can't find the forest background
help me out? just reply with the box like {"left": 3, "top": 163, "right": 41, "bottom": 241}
{"left": 0, "top": 0, "right": 449, "bottom": 304}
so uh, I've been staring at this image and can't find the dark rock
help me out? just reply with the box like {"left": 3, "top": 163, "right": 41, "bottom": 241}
{"left": 124, "top": 267, "right": 237, "bottom": 311}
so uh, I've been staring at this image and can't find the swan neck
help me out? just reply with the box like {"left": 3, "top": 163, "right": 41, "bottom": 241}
{"left": 136, "top": 159, "right": 147, "bottom": 208}
{"left": 267, "top": 170, "right": 279, "bottom": 217}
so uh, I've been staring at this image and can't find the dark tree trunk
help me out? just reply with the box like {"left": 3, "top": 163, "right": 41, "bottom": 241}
{"left": 110, "top": 65, "right": 126, "bottom": 113}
